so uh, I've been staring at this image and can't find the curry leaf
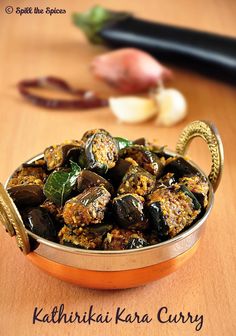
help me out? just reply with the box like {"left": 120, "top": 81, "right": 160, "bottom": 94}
{"left": 43, "top": 161, "right": 81, "bottom": 206}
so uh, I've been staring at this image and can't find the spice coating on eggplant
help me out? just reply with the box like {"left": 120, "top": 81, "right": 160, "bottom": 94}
{"left": 44, "top": 140, "right": 84, "bottom": 171}
{"left": 63, "top": 186, "right": 111, "bottom": 227}
{"left": 85, "top": 131, "right": 119, "bottom": 173}
{"left": 118, "top": 166, "right": 156, "bottom": 196}
{"left": 147, "top": 184, "right": 201, "bottom": 240}
{"left": 103, "top": 228, "right": 145, "bottom": 250}
{"left": 179, "top": 175, "right": 209, "bottom": 208}
{"left": 119, "top": 145, "right": 163, "bottom": 176}
{"left": 59, "top": 224, "right": 112, "bottom": 249}
{"left": 7, "top": 166, "right": 47, "bottom": 188}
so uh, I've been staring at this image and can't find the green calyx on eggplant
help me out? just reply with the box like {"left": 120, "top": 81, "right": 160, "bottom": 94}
{"left": 119, "top": 145, "right": 163, "bottom": 176}
{"left": 44, "top": 140, "right": 84, "bottom": 171}
{"left": 25, "top": 207, "right": 58, "bottom": 242}
{"left": 77, "top": 169, "right": 114, "bottom": 194}
{"left": 126, "top": 237, "right": 149, "bottom": 249}
{"left": 113, "top": 193, "right": 148, "bottom": 231}
{"left": 163, "top": 157, "right": 200, "bottom": 180}
{"left": 114, "top": 137, "right": 133, "bottom": 150}
{"left": 85, "top": 131, "right": 118, "bottom": 174}
{"left": 8, "top": 185, "right": 45, "bottom": 207}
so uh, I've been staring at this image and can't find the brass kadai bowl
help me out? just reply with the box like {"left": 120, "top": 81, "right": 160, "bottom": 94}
{"left": 0, "top": 120, "right": 224, "bottom": 289}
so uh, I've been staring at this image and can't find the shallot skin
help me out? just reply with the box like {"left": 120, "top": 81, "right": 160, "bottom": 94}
{"left": 91, "top": 48, "right": 172, "bottom": 93}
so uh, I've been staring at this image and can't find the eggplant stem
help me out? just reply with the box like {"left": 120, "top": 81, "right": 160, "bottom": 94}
{"left": 72, "top": 5, "right": 131, "bottom": 44}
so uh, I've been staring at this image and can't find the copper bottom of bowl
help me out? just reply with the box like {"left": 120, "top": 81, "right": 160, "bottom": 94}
{"left": 27, "top": 240, "right": 200, "bottom": 289}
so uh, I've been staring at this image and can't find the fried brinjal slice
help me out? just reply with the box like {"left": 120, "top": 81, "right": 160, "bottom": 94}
{"left": 63, "top": 186, "right": 111, "bottom": 228}
{"left": 8, "top": 185, "right": 45, "bottom": 207}
{"left": 44, "top": 140, "right": 84, "bottom": 171}
{"left": 179, "top": 175, "right": 209, "bottom": 208}
{"left": 25, "top": 207, "right": 58, "bottom": 242}
{"left": 113, "top": 194, "right": 148, "bottom": 231}
{"left": 119, "top": 145, "right": 163, "bottom": 176}
{"left": 107, "top": 158, "right": 134, "bottom": 187}
{"left": 58, "top": 224, "right": 112, "bottom": 250}
{"left": 103, "top": 228, "right": 145, "bottom": 250}
{"left": 118, "top": 166, "right": 156, "bottom": 197}
{"left": 147, "top": 184, "right": 201, "bottom": 240}
{"left": 163, "top": 156, "right": 200, "bottom": 179}
{"left": 155, "top": 173, "right": 176, "bottom": 189}
{"left": 77, "top": 170, "right": 113, "bottom": 194}
{"left": 81, "top": 128, "right": 109, "bottom": 142}
{"left": 40, "top": 199, "right": 64, "bottom": 227}
{"left": 7, "top": 166, "right": 47, "bottom": 188}
{"left": 85, "top": 132, "right": 118, "bottom": 174}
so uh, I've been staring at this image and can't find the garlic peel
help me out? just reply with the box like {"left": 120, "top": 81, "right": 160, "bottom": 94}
{"left": 155, "top": 88, "right": 187, "bottom": 127}
{"left": 109, "top": 96, "right": 158, "bottom": 124}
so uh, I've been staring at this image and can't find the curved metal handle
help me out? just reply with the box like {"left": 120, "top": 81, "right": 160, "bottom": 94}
{"left": 176, "top": 120, "right": 224, "bottom": 192}
{"left": 0, "top": 183, "right": 30, "bottom": 254}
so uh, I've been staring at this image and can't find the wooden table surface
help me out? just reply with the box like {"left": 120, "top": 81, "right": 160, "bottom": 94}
{"left": 0, "top": 1, "right": 236, "bottom": 335}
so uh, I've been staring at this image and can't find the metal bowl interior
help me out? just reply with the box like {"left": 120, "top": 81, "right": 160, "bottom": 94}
{"left": 5, "top": 149, "right": 214, "bottom": 272}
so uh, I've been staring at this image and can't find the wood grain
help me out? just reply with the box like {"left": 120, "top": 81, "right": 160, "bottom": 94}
{"left": 0, "top": 0, "right": 236, "bottom": 335}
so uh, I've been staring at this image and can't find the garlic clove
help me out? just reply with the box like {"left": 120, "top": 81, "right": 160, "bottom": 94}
{"left": 154, "top": 88, "right": 187, "bottom": 127}
{"left": 109, "top": 96, "right": 158, "bottom": 124}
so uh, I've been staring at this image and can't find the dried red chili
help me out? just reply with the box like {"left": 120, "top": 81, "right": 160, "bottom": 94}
{"left": 18, "top": 76, "right": 108, "bottom": 109}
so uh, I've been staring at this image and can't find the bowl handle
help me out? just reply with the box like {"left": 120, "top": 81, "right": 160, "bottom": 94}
{"left": 176, "top": 120, "right": 224, "bottom": 192}
{"left": 0, "top": 183, "right": 30, "bottom": 254}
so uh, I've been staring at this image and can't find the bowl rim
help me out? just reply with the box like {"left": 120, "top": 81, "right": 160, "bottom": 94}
{"left": 6, "top": 149, "right": 214, "bottom": 257}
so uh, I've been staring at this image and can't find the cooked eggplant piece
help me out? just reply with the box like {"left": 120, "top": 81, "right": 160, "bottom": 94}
{"left": 107, "top": 158, "right": 133, "bottom": 186}
{"left": 85, "top": 132, "right": 118, "bottom": 173}
{"left": 81, "top": 128, "right": 109, "bottom": 142}
{"left": 118, "top": 166, "right": 156, "bottom": 197}
{"left": 8, "top": 185, "right": 45, "bottom": 207}
{"left": 179, "top": 175, "right": 209, "bottom": 208}
{"left": 113, "top": 193, "right": 148, "bottom": 231}
{"left": 25, "top": 207, "right": 58, "bottom": 241}
{"left": 63, "top": 186, "right": 111, "bottom": 228}
{"left": 22, "top": 159, "right": 47, "bottom": 168}
{"left": 155, "top": 173, "right": 176, "bottom": 189}
{"left": 119, "top": 145, "right": 163, "bottom": 176}
{"left": 77, "top": 170, "right": 113, "bottom": 194}
{"left": 133, "top": 137, "right": 148, "bottom": 146}
{"left": 7, "top": 166, "right": 47, "bottom": 188}
{"left": 126, "top": 237, "right": 149, "bottom": 249}
{"left": 58, "top": 223, "right": 112, "bottom": 249}
{"left": 40, "top": 199, "right": 64, "bottom": 227}
{"left": 163, "top": 156, "right": 200, "bottom": 180}
{"left": 44, "top": 140, "right": 84, "bottom": 171}
{"left": 103, "top": 228, "right": 145, "bottom": 250}
{"left": 147, "top": 184, "right": 201, "bottom": 240}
